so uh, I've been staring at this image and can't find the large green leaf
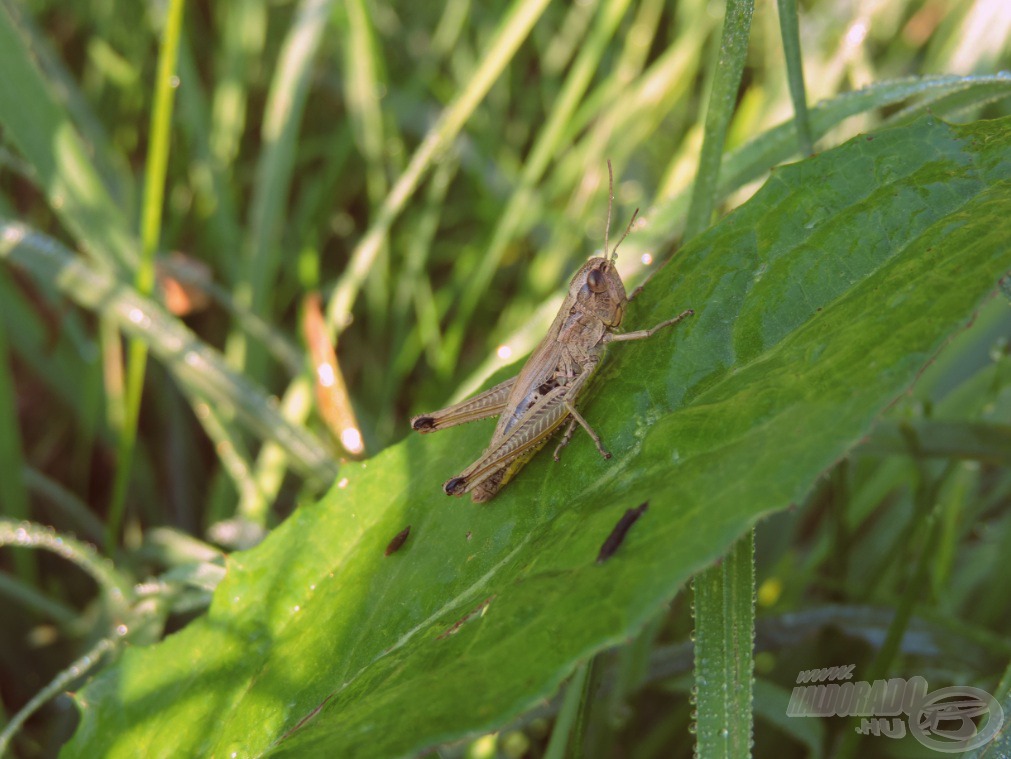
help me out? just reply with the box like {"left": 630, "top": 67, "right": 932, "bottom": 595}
{"left": 64, "top": 115, "right": 1011, "bottom": 757}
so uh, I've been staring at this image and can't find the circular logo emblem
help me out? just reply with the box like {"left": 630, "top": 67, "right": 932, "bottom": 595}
{"left": 908, "top": 686, "right": 1003, "bottom": 753}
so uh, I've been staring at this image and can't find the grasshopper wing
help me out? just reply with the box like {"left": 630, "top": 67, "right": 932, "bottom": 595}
{"left": 444, "top": 378, "right": 584, "bottom": 501}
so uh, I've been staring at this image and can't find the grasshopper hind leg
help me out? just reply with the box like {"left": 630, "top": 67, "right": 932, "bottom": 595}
{"left": 442, "top": 465, "right": 509, "bottom": 503}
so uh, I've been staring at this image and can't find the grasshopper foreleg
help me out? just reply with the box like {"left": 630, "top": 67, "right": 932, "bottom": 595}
{"left": 603, "top": 308, "right": 694, "bottom": 343}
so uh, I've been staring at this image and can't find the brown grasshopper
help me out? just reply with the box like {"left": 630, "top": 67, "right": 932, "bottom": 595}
{"left": 411, "top": 161, "right": 693, "bottom": 502}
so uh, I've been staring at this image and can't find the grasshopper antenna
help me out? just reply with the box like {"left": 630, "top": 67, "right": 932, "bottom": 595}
{"left": 605, "top": 159, "right": 639, "bottom": 264}
{"left": 604, "top": 159, "right": 614, "bottom": 263}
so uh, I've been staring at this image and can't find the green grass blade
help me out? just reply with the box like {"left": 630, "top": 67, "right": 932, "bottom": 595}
{"left": 231, "top": 0, "right": 334, "bottom": 379}
{"left": 444, "top": 0, "right": 635, "bottom": 360}
{"left": 0, "top": 223, "right": 338, "bottom": 488}
{"left": 627, "top": 74, "right": 1011, "bottom": 273}
{"left": 684, "top": 0, "right": 755, "bottom": 240}
{"left": 0, "top": 3, "right": 137, "bottom": 273}
{"left": 0, "top": 302, "right": 34, "bottom": 581}
{"left": 544, "top": 661, "right": 593, "bottom": 759}
{"left": 323, "top": 0, "right": 553, "bottom": 338}
{"left": 775, "top": 0, "right": 813, "bottom": 155}
{"left": 106, "top": 0, "right": 186, "bottom": 550}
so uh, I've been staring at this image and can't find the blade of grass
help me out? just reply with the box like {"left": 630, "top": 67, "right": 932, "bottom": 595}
{"left": 323, "top": 0, "right": 553, "bottom": 339}
{"left": 684, "top": 0, "right": 755, "bottom": 240}
{"left": 0, "top": 0, "right": 129, "bottom": 205}
{"left": 0, "top": 299, "right": 34, "bottom": 582}
{"left": 0, "top": 571, "right": 77, "bottom": 625}
{"left": 0, "top": 223, "right": 338, "bottom": 488}
{"left": 0, "top": 2, "right": 137, "bottom": 274}
{"left": 638, "top": 75, "right": 1011, "bottom": 267}
{"left": 0, "top": 635, "right": 119, "bottom": 756}
{"left": 544, "top": 660, "right": 593, "bottom": 759}
{"left": 0, "top": 518, "right": 133, "bottom": 607}
{"left": 181, "top": 391, "right": 262, "bottom": 516}
{"left": 228, "top": 0, "right": 334, "bottom": 382}
{"left": 834, "top": 464, "right": 952, "bottom": 759}
{"left": 175, "top": 37, "right": 243, "bottom": 280}
{"left": 441, "top": 0, "right": 634, "bottom": 374}
{"left": 341, "top": 0, "right": 392, "bottom": 336}
{"left": 106, "top": 0, "right": 186, "bottom": 551}
{"left": 24, "top": 466, "right": 105, "bottom": 543}
{"left": 241, "top": 376, "right": 316, "bottom": 523}
{"left": 210, "top": 0, "right": 265, "bottom": 173}
{"left": 775, "top": 0, "right": 813, "bottom": 155}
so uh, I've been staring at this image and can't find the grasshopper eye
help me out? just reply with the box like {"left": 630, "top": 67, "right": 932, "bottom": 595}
{"left": 587, "top": 268, "right": 607, "bottom": 293}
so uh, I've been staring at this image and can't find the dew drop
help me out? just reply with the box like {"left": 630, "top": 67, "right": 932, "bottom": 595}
{"left": 340, "top": 428, "right": 364, "bottom": 455}
{"left": 316, "top": 363, "right": 336, "bottom": 387}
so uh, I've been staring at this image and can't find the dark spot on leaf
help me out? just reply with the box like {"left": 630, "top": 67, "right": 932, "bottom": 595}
{"left": 384, "top": 526, "right": 411, "bottom": 556}
{"left": 596, "top": 502, "right": 649, "bottom": 563}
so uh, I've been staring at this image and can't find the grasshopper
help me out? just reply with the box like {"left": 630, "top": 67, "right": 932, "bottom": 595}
{"left": 411, "top": 161, "right": 693, "bottom": 502}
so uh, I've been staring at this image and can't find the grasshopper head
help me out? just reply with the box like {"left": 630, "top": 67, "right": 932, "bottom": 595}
{"left": 566, "top": 160, "right": 642, "bottom": 329}
{"left": 569, "top": 257, "right": 627, "bottom": 328}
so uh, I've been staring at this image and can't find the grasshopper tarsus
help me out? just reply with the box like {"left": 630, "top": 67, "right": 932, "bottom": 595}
{"left": 412, "top": 416, "right": 438, "bottom": 431}
{"left": 553, "top": 419, "right": 578, "bottom": 461}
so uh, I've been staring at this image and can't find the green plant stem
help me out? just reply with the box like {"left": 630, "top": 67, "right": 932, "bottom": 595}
{"left": 0, "top": 517, "right": 133, "bottom": 622}
{"left": 0, "top": 634, "right": 119, "bottom": 755}
{"left": 693, "top": 530, "right": 756, "bottom": 758}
